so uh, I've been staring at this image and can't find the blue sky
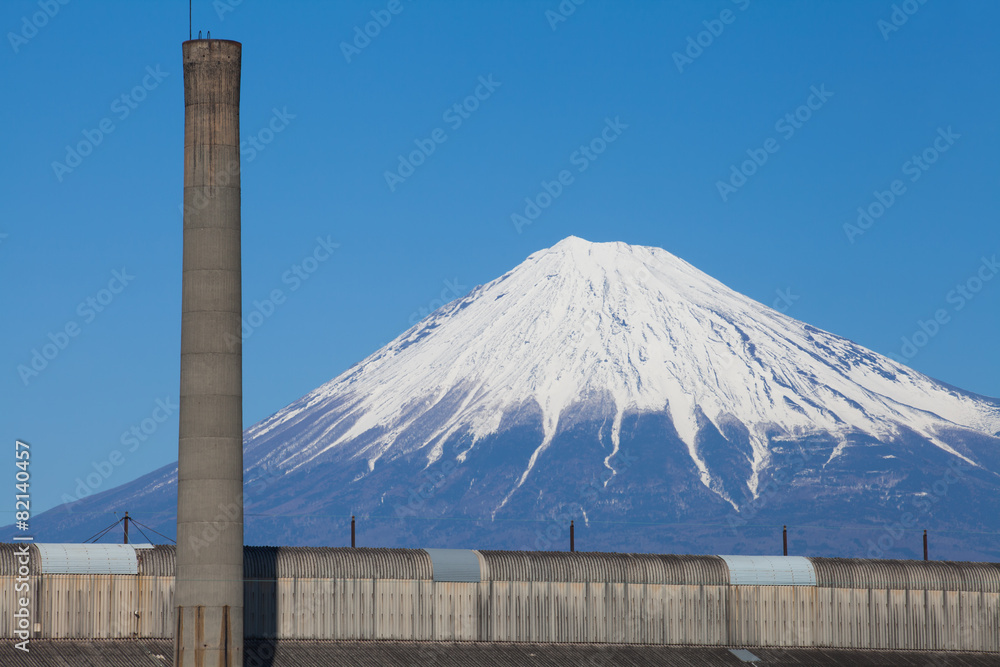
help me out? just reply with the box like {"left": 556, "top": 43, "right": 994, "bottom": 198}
{"left": 3, "top": 0, "right": 998, "bottom": 516}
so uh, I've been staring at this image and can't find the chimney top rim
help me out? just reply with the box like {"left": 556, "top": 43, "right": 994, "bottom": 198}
{"left": 182, "top": 38, "right": 242, "bottom": 47}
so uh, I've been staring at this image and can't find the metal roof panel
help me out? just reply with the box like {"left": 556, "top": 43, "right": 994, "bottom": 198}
{"left": 243, "top": 546, "right": 433, "bottom": 580}
{"left": 479, "top": 551, "right": 730, "bottom": 584}
{"left": 36, "top": 543, "right": 138, "bottom": 575}
{"left": 809, "top": 557, "right": 1000, "bottom": 591}
{"left": 720, "top": 555, "right": 817, "bottom": 586}
{"left": 424, "top": 548, "right": 482, "bottom": 582}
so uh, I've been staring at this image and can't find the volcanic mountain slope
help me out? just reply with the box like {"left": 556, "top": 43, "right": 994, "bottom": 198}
{"left": 26, "top": 237, "right": 1000, "bottom": 559}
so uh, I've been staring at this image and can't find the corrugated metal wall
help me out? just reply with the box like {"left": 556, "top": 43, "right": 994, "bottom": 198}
{"left": 0, "top": 544, "right": 997, "bottom": 650}
{"left": 38, "top": 575, "right": 136, "bottom": 638}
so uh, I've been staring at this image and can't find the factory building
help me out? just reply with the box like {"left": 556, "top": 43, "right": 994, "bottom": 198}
{"left": 0, "top": 543, "right": 998, "bottom": 664}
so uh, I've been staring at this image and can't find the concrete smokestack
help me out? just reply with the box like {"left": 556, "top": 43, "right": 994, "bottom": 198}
{"left": 175, "top": 39, "right": 243, "bottom": 667}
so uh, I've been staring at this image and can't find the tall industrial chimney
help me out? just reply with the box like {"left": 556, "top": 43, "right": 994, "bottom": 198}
{"left": 175, "top": 38, "right": 243, "bottom": 667}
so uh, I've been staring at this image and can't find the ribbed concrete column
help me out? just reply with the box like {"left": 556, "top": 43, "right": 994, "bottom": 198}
{"left": 175, "top": 38, "right": 243, "bottom": 667}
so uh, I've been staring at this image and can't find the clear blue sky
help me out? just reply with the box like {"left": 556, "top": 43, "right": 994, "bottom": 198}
{"left": 3, "top": 0, "right": 998, "bottom": 516}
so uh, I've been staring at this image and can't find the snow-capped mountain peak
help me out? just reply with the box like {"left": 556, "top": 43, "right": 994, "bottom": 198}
{"left": 29, "top": 236, "right": 1000, "bottom": 561}
{"left": 246, "top": 237, "right": 1000, "bottom": 508}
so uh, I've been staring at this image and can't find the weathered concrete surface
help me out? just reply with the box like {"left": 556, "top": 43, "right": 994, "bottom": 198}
{"left": 175, "top": 38, "right": 243, "bottom": 667}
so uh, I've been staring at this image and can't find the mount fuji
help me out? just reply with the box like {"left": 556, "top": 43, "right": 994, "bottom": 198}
{"left": 25, "top": 237, "right": 1000, "bottom": 560}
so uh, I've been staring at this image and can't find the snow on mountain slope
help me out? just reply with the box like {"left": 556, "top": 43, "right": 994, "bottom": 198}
{"left": 245, "top": 236, "right": 1000, "bottom": 510}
